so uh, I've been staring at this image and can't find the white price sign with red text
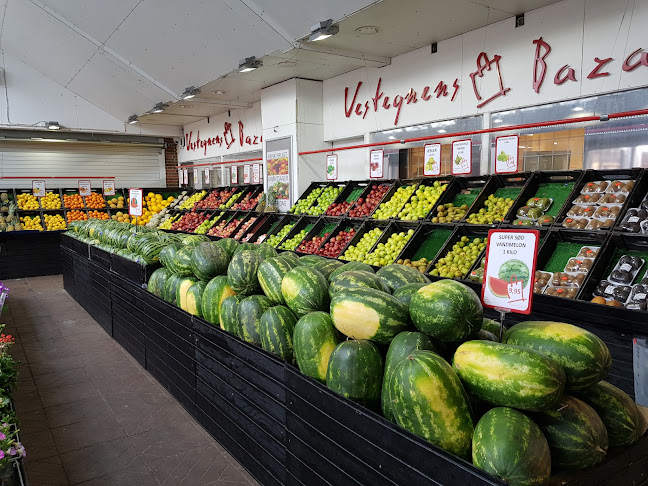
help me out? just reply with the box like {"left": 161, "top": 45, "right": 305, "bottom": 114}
{"left": 103, "top": 180, "right": 115, "bottom": 196}
{"left": 495, "top": 135, "right": 519, "bottom": 174}
{"left": 252, "top": 164, "right": 260, "bottom": 184}
{"left": 243, "top": 165, "right": 251, "bottom": 184}
{"left": 204, "top": 169, "right": 210, "bottom": 184}
{"left": 231, "top": 166, "right": 238, "bottom": 184}
{"left": 128, "top": 188, "right": 143, "bottom": 217}
{"left": 78, "top": 180, "right": 91, "bottom": 197}
{"left": 32, "top": 180, "right": 46, "bottom": 197}
{"left": 452, "top": 140, "right": 472, "bottom": 175}
{"left": 369, "top": 150, "right": 383, "bottom": 178}
{"left": 423, "top": 144, "right": 441, "bottom": 176}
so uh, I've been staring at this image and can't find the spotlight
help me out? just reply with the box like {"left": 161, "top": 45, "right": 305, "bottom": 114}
{"left": 238, "top": 57, "right": 262, "bottom": 73}
{"left": 181, "top": 86, "right": 200, "bottom": 100}
{"left": 309, "top": 19, "right": 339, "bottom": 42}
{"left": 127, "top": 115, "right": 139, "bottom": 125}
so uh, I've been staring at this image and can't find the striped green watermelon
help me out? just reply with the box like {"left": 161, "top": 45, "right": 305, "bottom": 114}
{"left": 381, "top": 331, "right": 436, "bottom": 422}
{"left": 148, "top": 267, "right": 172, "bottom": 298}
{"left": 184, "top": 281, "right": 207, "bottom": 317}
{"left": 299, "top": 254, "right": 326, "bottom": 266}
{"left": 473, "top": 407, "right": 551, "bottom": 486}
{"left": 330, "top": 288, "right": 409, "bottom": 344}
{"left": 191, "top": 242, "right": 229, "bottom": 280}
{"left": 201, "top": 276, "right": 236, "bottom": 325}
{"left": 503, "top": 321, "right": 611, "bottom": 391}
{"left": 281, "top": 266, "right": 329, "bottom": 317}
{"left": 159, "top": 244, "right": 182, "bottom": 273}
{"left": 233, "top": 242, "right": 255, "bottom": 256}
{"left": 575, "top": 380, "right": 646, "bottom": 447}
{"left": 173, "top": 246, "right": 195, "bottom": 277}
{"left": 254, "top": 242, "right": 278, "bottom": 260}
{"left": 311, "top": 259, "right": 344, "bottom": 280}
{"left": 227, "top": 250, "right": 263, "bottom": 296}
{"left": 259, "top": 306, "right": 298, "bottom": 363}
{"left": 219, "top": 295, "right": 241, "bottom": 335}
{"left": 328, "top": 271, "right": 390, "bottom": 298}
{"left": 293, "top": 312, "right": 342, "bottom": 383}
{"left": 532, "top": 395, "right": 608, "bottom": 470}
{"left": 482, "top": 318, "right": 504, "bottom": 336}
{"left": 453, "top": 340, "right": 566, "bottom": 411}
{"left": 181, "top": 234, "right": 210, "bottom": 245}
{"left": 258, "top": 257, "right": 301, "bottom": 305}
{"left": 376, "top": 264, "right": 430, "bottom": 292}
{"left": 389, "top": 350, "right": 474, "bottom": 460}
{"left": 329, "top": 261, "right": 374, "bottom": 281}
{"left": 391, "top": 283, "right": 426, "bottom": 307}
{"left": 215, "top": 238, "right": 239, "bottom": 258}
{"left": 237, "top": 295, "right": 273, "bottom": 345}
{"left": 139, "top": 240, "right": 168, "bottom": 264}
{"left": 176, "top": 277, "right": 198, "bottom": 310}
{"left": 276, "top": 251, "right": 300, "bottom": 264}
{"left": 410, "top": 280, "right": 483, "bottom": 343}
{"left": 163, "top": 273, "right": 184, "bottom": 305}
{"left": 476, "top": 329, "right": 498, "bottom": 342}
{"left": 326, "top": 340, "right": 383, "bottom": 411}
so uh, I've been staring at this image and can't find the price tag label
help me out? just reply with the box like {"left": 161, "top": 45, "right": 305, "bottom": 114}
{"left": 128, "top": 188, "right": 143, "bottom": 217}
{"left": 193, "top": 168, "right": 198, "bottom": 183}
{"left": 183, "top": 169, "right": 188, "bottom": 185}
{"left": 252, "top": 164, "right": 260, "bottom": 184}
{"left": 32, "top": 180, "right": 46, "bottom": 197}
{"left": 243, "top": 165, "right": 251, "bottom": 184}
{"left": 326, "top": 154, "right": 338, "bottom": 180}
{"left": 204, "top": 169, "right": 210, "bottom": 184}
{"left": 423, "top": 144, "right": 441, "bottom": 176}
{"left": 495, "top": 135, "right": 519, "bottom": 174}
{"left": 103, "top": 180, "right": 115, "bottom": 196}
{"left": 452, "top": 140, "right": 472, "bottom": 175}
{"left": 231, "top": 166, "right": 238, "bottom": 184}
{"left": 78, "top": 180, "right": 92, "bottom": 197}
{"left": 178, "top": 168, "right": 183, "bottom": 186}
{"left": 369, "top": 150, "right": 383, "bottom": 178}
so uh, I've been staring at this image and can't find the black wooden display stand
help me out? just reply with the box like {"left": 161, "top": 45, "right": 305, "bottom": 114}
{"left": 0, "top": 231, "right": 63, "bottom": 278}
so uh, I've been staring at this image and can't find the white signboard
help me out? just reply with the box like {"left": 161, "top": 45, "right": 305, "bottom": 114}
{"left": 495, "top": 135, "right": 519, "bottom": 174}
{"left": 183, "top": 169, "right": 188, "bottom": 185}
{"left": 193, "top": 168, "right": 198, "bottom": 183}
{"left": 252, "top": 164, "right": 261, "bottom": 184}
{"left": 369, "top": 150, "right": 384, "bottom": 179}
{"left": 128, "top": 188, "right": 143, "bottom": 217}
{"left": 32, "top": 180, "right": 46, "bottom": 197}
{"left": 326, "top": 154, "right": 338, "bottom": 180}
{"left": 103, "top": 180, "right": 115, "bottom": 196}
{"left": 423, "top": 144, "right": 441, "bottom": 176}
{"left": 451, "top": 140, "right": 472, "bottom": 175}
{"left": 78, "top": 180, "right": 91, "bottom": 197}
{"left": 204, "top": 169, "right": 210, "bottom": 185}
{"left": 267, "top": 148, "right": 290, "bottom": 212}
{"left": 178, "top": 168, "right": 183, "bottom": 185}
{"left": 231, "top": 166, "right": 238, "bottom": 184}
{"left": 243, "top": 165, "right": 251, "bottom": 184}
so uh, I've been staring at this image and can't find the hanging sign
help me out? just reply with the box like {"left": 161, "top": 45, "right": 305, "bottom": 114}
{"left": 369, "top": 150, "right": 384, "bottom": 179}
{"left": 204, "top": 169, "right": 210, "bottom": 185}
{"left": 423, "top": 144, "right": 441, "bottom": 176}
{"left": 326, "top": 154, "right": 338, "bottom": 181}
{"left": 231, "top": 166, "right": 238, "bottom": 184}
{"left": 178, "top": 168, "right": 183, "bottom": 186}
{"left": 452, "top": 140, "right": 472, "bottom": 175}
{"left": 252, "top": 164, "right": 260, "bottom": 184}
{"left": 183, "top": 169, "right": 188, "bottom": 185}
{"left": 243, "top": 165, "right": 251, "bottom": 184}
{"left": 32, "top": 180, "right": 46, "bottom": 197}
{"left": 103, "top": 180, "right": 115, "bottom": 196}
{"left": 495, "top": 135, "right": 519, "bottom": 174}
{"left": 78, "top": 180, "right": 92, "bottom": 197}
{"left": 481, "top": 229, "right": 540, "bottom": 315}
{"left": 128, "top": 188, "right": 143, "bottom": 217}
{"left": 193, "top": 168, "right": 198, "bottom": 183}
{"left": 267, "top": 148, "right": 290, "bottom": 212}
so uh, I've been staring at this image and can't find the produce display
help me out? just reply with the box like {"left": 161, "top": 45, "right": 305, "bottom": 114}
{"left": 158, "top": 214, "right": 180, "bottom": 230}
{"left": 234, "top": 217, "right": 257, "bottom": 240}
{"left": 466, "top": 188, "right": 518, "bottom": 224}
{"left": 139, "top": 192, "right": 176, "bottom": 225}
{"left": 431, "top": 203, "right": 469, "bottom": 223}
{"left": 179, "top": 190, "right": 207, "bottom": 209}
{"left": 316, "top": 228, "right": 356, "bottom": 258}
{"left": 40, "top": 192, "right": 62, "bottom": 209}
{"left": 88, "top": 210, "right": 109, "bottom": 220}
{"left": 341, "top": 227, "right": 384, "bottom": 261}
{"left": 563, "top": 180, "right": 634, "bottom": 230}
{"left": 107, "top": 196, "right": 126, "bottom": 209}
{"left": 290, "top": 187, "right": 323, "bottom": 214}
{"left": 325, "top": 186, "right": 365, "bottom": 216}
{"left": 222, "top": 191, "right": 242, "bottom": 209}
{"left": 16, "top": 192, "right": 40, "bottom": 210}
{"left": 170, "top": 211, "right": 209, "bottom": 232}
{"left": 305, "top": 186, "right": 343, "bottom": 215}
{"left": 348, "top": 183, "right": 390, "bottom": 218}
{"left": 66, "top": 209, "right": 87, "bottom": 221}
{"left": 372, "top": 184, "right": 416, "bottom": 219}
{"left": 512, "top": 182, "right": 575, "bottom": 227}
{"left": 430, "top": 236, "right": 486, "bottom": 278}
{"left": 362, "top": 229, "right": 415, "bottom": 266}
{"left": 619, "top": 191, "right": 648, "bottom": 234}
{"left": 19, "top": 215, "right": 41, "bottom": 230}
{"left": 210, "top": 216, "right": 244, "bottom": 238}
{"left": 232, "top": 191, "right": 262, "bottom": 211}
{"left": 279, "top": 225, "right": 314, "bottom": 251}
{"left": 111, "top": 211, "right": 131, "bottom": 223}
{"left": 590, "top": 250, "right": 648, "bottom": 310}
{"left": 195, "top": 215, "right": 220, "bottom": 235}
{"left": 84, "top": 192, "right": 106, "bottom": 209}
{"left": 535, "top": 243, "right": 600, "bottom": 300}
{"left": 0, "top": 203, "right": 19, "bottom": 231}
{"left": 196, "top": 188, "right": 237, "bottom": 209}
{"left": 397, "top": 181, "right": 447, "bottom": 220}
{"left": 43, "top": 213, "right": 66, "bottom": 231}
{"left": 266, "top": 223, "right": 295, "bottom": 247}
{"left": 63, "top": 193, "right": 84, "bottom": 209}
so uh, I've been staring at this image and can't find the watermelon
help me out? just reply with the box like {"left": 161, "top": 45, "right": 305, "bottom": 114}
{"left": 410, "top": 280, "right": 483, "bottom": 343}
{"left": 147, "top": 268, "right": 172, "bottom": 298}
{"left": 381, "top": 332, "right": 436, "bottom": 422}
{"left": 473, "top": 407, "right": 551, "bottom": 486}
{"left": 173, "top": 245, "right": 195, "bottom": 277}
{"left": 227, "top": 250, "right": 263, "bottom": 296}
{"left": 299, "top": 254, "right": 326, "bottom": 266}
{"left": 531, "top": 395, "right": 608, "bottom": 470}
{"left": 326, "top": 340, "right": 383, "bottom": 411}
{"left": 181, "top": 234, "right": 210, "bottom": 246}
{"left": 176, "top": 277, "right": 198, "bottom": 310}
{"left": 376, "top": 264, "right": 430, "bottom": 292}
{"left": 476, "top": 329, "right": 498, "bottom": 342}
{"left": 453, "top": 340, "right": 566, "bottom": 411}
{"left": 503, "top": 321, "right": 611, "bottom": 391}
{"left": 258, "top": 257, "right": 301, "bottom": 305}
{"left": 237, "top": 295, "right": 273, "bottom": 345}
{"left": 139, "top": 240, "right": 168, "bottom": 264}
{"left": 329, "top": 261, "right": 374, "bottom": 281}
{"left": 389, "top": 350, "right": 474, "bottom": 460}
{"left": 330, "top": 288, "right": 409, "bottom": 344}
{"left": 184, "top": 281, "right": 207, "bottom": 317}
{"left": 482, "top": 318, "right": 504, "bottom": 336}
{"left": 215, "top": 238, "right": 238, "bottom": 258}
{"left": 575, "top": 381, "right": 646, "bottom": 447}
{"left": 233, "top": 242, "right": 255, "bottom": 256}
{"left": 254, "top": 242, "right": 278, "bottom": 260}
{"left": 281, "top": 267, "right": 329, "bottom": 317}
{"left": 311, "top": 259, "right": 344, "bottom": 280}
{"left": 392, "top": 283, "right": 426, "bottom": 307}
{"left": 293, "top": 312, "right": 342, "bottom": 383}
{"left": 259, "top": 306, "right": 298, "bottom": 363}
{"left": 328, "top": 271, "right": 390, "bottom": 298}
{"left": 159, "top": 243, "right": 182, "bottom": 272}
{"left": 201, "top": 276, "right": 236, "bottom": 325}
{"left": 191, "top": 242, "right": 229, "bottom": 280}
{"left": 276, "top": 251, "right": 300, "bottom": 264}
{"left": 163, "top": 273, "right": 184, "bottom": 305}
{"left": 219, "top": 295, "right": 242, "bottom": 335}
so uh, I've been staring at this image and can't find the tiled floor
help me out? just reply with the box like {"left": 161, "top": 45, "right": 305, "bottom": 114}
{"left": 2, "top": 275, "right": 258, "bottom": 486}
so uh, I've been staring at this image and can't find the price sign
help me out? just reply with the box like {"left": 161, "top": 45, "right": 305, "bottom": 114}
{"left": 452, "top": 140, "right": 472, "bottom": 175}
{"left": 128, "top": 188, "right": 143, "bottom": 217}
{"left": 204, "top": 169, "right": 210, "bottom": 184}
{"left": 495, "top": 135, "right": 519, "bottom": 174}
{"left": 231, "top": 166, "right": 238, "bottom": 184}
{"left": 183, "top": 169, "right": 188, "bottom": 185}
{"left": 178, "top": 168, "right": 183, "bottom": 186}
{"left": 481, "top": 229, "right": 540, "bottom": 315}
{"left": 243, "top": 165, "right": 251, "bottom": 184}
{"left": 193, "top": 168, "right": 198, "bottom": 183}
{"left": 252, "top": 164, "right": 260, "bottom": 184}
{"left": 369, "top": 150, "right": 384, "bottom": 179}
{"left": 32, "top": 180, "right": 46, "bottom": 197}
{"left": 103, "top": 180, "right": 115, "bottom": 196}
{"left": 78, "top": 180, "right": 91, "bottom": 197}
{"left": 326, "top": 154, "right": 338, "bottom": 180}
{"left": 423, "top": 144, "right": 441, "bottom": 176}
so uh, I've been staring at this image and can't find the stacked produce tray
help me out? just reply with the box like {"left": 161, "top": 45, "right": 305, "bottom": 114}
{"left": 370, "top": 179, "right": 420, "bottom": 220}
{"left": 395, "top": 176, "right": 453, "bottom": 221}
{"left": 338, "top": 219, "right": 389, "bottom": 262}
{"left": 276, "top": 216, "right": 319, "bottom": 251}
{"left": 242, "top": 213, "right": 285, "bottom": 243}
{"left": 314, "top": 218, "right": 364, "bottom": 258}
{"left": 325, "top": 180, "right": 372, "bottom": 216}
{"left": 294, "top": 217, "right": 342, "bottom": 255}
{"left": 427, "top": 225, "right": 491, "bottom": 280}
{"left": 347, "top": 180, "right": 394, "bottom": 219}
{"left": 264, "top": 214, "right": 301, "bottom": 247}
{"left": 361, "top": 221, "right": 420, "bottom": 267}
{"left": 289, "top": 181, "right": 330, "bottom": 215}
{"left": 395, "top": 223, "right": 456, "bottom": 272}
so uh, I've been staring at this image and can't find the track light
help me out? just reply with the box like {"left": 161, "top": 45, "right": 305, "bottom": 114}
{"left": 181, "top": 86, "right": 200, "bottom": 100}
{"left": 238, "top": 57, "right": 262, "bottom": 73}
{"left": 47, "top": 121, "right": 60, "bottom": 130}
{"left": 127, "top": 115, "right": 139, "bottom": 125}
{"left": 152, "top": 103, "right": 168, "bottom": 113}
{"left": 309, "top": 19, "right": 338, "bottom": 42}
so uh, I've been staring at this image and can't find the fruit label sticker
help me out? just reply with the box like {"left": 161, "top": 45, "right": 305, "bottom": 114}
{"left": 231, "top": 165, "right": 238, "bottom": 184}
{"left": 183, "top": 169, "right": 188, "bottom": 185}
{"left": 495, "top": 135, "right": 519, "bottom": 174}
{"left": 32, "top": 180, "right": 46, "bottom": 197}
{"left": 481, "top": 229, "right": 540, "bottom": 314}
{"left": 193, "top": 168, "right": 198, "bottom": 183}
{"left": 243, "top": 165, "right": 251, "bottom": 184}
{"left": 204, "top": 169, "right": 210, "bottom": 184}
{"left": 452, "top": 140, "right": 472, "bottom": 175}
{"left": 103, "top": 180, "right": 115, "bottom": 196}
{"left": 326, "top": 154, "right": 338, "bottom": 180}
{"left": 128, "top": 188, "right": 143, "bottom": 217}
{"left": 424, "top": 144, "right": 441, "bottom": 176}
{"left": 252, "top": 164, "right": 260, "bottom": 184}
{"left": 78, "top": 180, "right": 91, "bottom": 197}
{"left": 369, "top": 150, "right": 384, "bottom": 178}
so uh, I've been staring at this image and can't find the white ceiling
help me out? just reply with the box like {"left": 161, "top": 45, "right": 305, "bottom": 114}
{"left": 0, "top": 0, "right": 561, "bottom": 130}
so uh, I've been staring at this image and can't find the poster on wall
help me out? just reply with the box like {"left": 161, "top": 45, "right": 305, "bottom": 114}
{"left": 266, "top": 147, "right": 290, "bottom": 212}
{"left": 252, "top": 164, "right": 260, "bottom": 184}
{"left": 452, "top": 140, "right": 472, "bottom": 175}
{"left": 369, "top": 150, "right": 384, "bottom": 179}
{"left": 204, "top": 169, "right": 210, "bottom": 185}
{"left": 78, "top": 180, "right": 91, "bottom": 197}
{"left": 183, "top": 169, "right": 188, "bottom": 185}
{"left": 326, "top": 154, "right": 338, "bottom": 180}
{"left": 32, "top": 180, "right": 46, "bottom": 197}
{"left": 495, "top": 135, "right": 519, "bottom": 174}
{"left": 103, "top": 180, "right": 115, "bottom": 196}
{"left": 423, "top": 144, "right": 441, "bottom": 176}
{"left": 243, "top": 165, "right": 251, "bottom": 184}
{"left": 231, "top": 166, "right": 238, "bottom": 184}
{"left": 128, "top": 188, "right": 143, "bottom": 217}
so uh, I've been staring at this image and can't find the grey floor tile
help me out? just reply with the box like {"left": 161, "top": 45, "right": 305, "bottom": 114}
{"left": 20, "top": 428, "right": 58, "bottom": 461}
{"left": 33, "top": 367, "right": 90, "bottom": 392}
{"left": 44, "top": 395, "right": 114, "bottom": 430}
{"left": 23, "top": 454, "right": 69, "bottom": 486}
{"left": 60, "top": 437, "right": 140, "bottom": 484}
{"left": 51, "top": 413, "right": 126, "bottom": 455}
{"left": 39, "top": 381, "right": 100, "bottom": 409}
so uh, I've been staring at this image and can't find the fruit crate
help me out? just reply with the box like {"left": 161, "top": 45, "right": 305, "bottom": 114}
{"left": 289, "top": 181, "right": 330, "bottom": 215}
{"left": 294, "top": 217, "right": 343, "bottom": 255}
{"left": 613, "top": 169, "right": 648, "bottom": 232}
{"left": 369, "top": 179, "right": 420, "bottom": 221}
{"left": 14, "top": 188, "right": 44, "bottom": 212}
{"left": 315, "top": 218, "right": 364, "bottom": 258}
{"left": 245, "top": 213, "right": 286, "bottom": 244}
{"left": 396, "top": 176, "right": 454, "bottom": 221}
{"left": 305, "top": 181, "right": 349, "bottom": 216}
{"left": 395, "top": 223, "right": 456, "bottom": 272}
{"left": 362, "top": 221, "right": 421, "bottom": 268}
{"left": 427, "top": 225, "right": 491, "bottom": 280}
{"left": 347, "top": 180, "right": 395, "bottom": 219}
{"left": 220, "top": 185, "right": 251, "bottom": 210}
{"left": 277, "top": 216, "right": 320, "bottom": 251}
{"left": 231, "top": 185, "right": 263, "bottom": 211}
{"left": 231, "top": 212, "right": 262, "bottom": 240}
{"left": 555, "top": 168, "right": 644, "bottom": 232}
{"left": 263, "top": 214, "right": 302, "bottom": 247}
{"left": 325, "top": 180, "right": 368, "bottom": 216}
{"left": 208, "top": 210, "right": 246, "bottom": 238}
{"left": 426, "top": 175, "right": 490, "bottom": 224}
{"left": 461, "top": 172, "right": 534, "bottom": 227}
{"left": 338, "top": 219, "right": 390, "bottom": 262}
{"left": 502, "top": 170, "right": 585, "bottom": 229}
{"left": 61, "top": 188, "right": 88, "bottom": 210}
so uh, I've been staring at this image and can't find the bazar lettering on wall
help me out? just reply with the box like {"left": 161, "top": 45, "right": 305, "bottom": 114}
{"left": 323, "top": 0, "right": 648, "bottom": 140}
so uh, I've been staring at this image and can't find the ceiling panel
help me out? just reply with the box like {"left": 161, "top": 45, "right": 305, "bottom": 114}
{"left": 137, "top": 113, "right": 207, "bottom": 126}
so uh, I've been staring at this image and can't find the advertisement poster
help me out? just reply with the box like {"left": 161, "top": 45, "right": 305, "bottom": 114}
{"left": 128, "top": 188, "right": 143, "bottom": 217}
{"left": 231, "top": 165, "right": 238, "bottom": 184}
{"left": 32, "top": 180, "right": 46, "bottom": 197}
{"left": 78, "top": 180, "right": 91, "bottom": 197}
{"left": 204, "top": 169, "right": 210, "bottom": 184}
{"left": 481, "top": 229, "right": 540, "bottom": 314}
{"left": 183, "top": 169, "right": 188, "bottom": 185}
{"left": 193, "top": 168, "right": 198, "bottom": 183}
{"left": 423, "top": 144, "right": 441, "bottom": 176}
{"left": 495, "top": 135, "right": 519, "bottom": 174}
{"left": 267, "top": 148, "right": 290, "bottom": 212}
{"left": 369, "top": 150, "right": 384, "bottom": 178}
{"left": 326, "top": 154, "right": 338, "bottom": 180}
{"left": 252, "top": 164, "right": 260, "bottom": 184}
{"left": 452, "top": 140, "right": 472, "bottom": 175}
{"left": 103, "top": 180, "right": 115, "bottom": 196}
{"left": 243, "top": 165, "right": 251, "bottom": 184}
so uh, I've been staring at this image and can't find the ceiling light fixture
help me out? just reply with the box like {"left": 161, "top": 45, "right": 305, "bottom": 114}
{"left": 179, "top": 104, "right": 194, "bottom": 109}
{"left": 152, "top": 103, "right": 168, "bottom": 113}
{"left": 214, "top": 90, "right": 226, "bottom": 95}
{"left": 356, "top": 26, "right": 380, "bottom": 35}
{"left": 573, "top": 106, "right": 584, "bottom": 111}
{"left": 47, "top": 121, "right": 60, "bottom": 130}
{"left": 127, "top": 115, "right": 139, "bottom": 125}
{"left": 438, "top": 129, "right": 447, "bottom": 133}
{"left": 493, "top": 118, "right": 503, "bottom": 123}
{"left": 238, "top": 57, "right": 262, "bottom": 73}
{"left": 181, "top": 86, "right": 200, "bottom": 99}
{"left": 309, "top": 19, "right": 339, "bottom": 42}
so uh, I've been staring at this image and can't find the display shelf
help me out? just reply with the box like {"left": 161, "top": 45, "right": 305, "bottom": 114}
{"left": 338, "top": 219, "right": 389, "bottom": 262}
{"left": 314, "top": 218, "right": 363, "bottom": 258}
{"left": 231, "top": 185, "right": 263, "bottom": 211}
{"left": 277, "top": 216, "right": 319, "bottom": 251}
{"left": 427, "top": 225, "right": 491, "bottom": 280}
{"left": 396, "top": 176, "right": 453, "bottom": 221}
{"left": 462, "top": 172, "right": 533, "bottom": 226}
{"left": 369, "top": 179, "right": 421, "bottom": 221}
{"left": 347, "top": 180, "right": 394, "bottom": 219}
{"left": 231, "top": 212, "right": 262, "bottom": 240}
{"left": 61, "top": 188, "right": 87, "bottom": 209}
{"left": 613, "top": 170, "right": 648, "bottom": 232}
{"left": 289, "top": 181, "right": 330, "bottom": 215}
{"left": 325, "top": 180, "right": 367, "bottom": 216}
{"left": 361, "top": 220, "right": 421, "bottom": 267}
{"left": 395, "top": 223, "right": 455, "bottom": 270}
{"left": 242, "top": 213, "right": 284, "bottom": 243}
{"left": 294, "top": 217, "right": 342, "bottom": 255}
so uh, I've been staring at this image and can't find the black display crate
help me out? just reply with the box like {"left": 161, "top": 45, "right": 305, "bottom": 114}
{"left": 262, "top": 214, "right": 301, "bottom": 247}
{"left": 427, "top": 174, "right": 491, "bottom": 222}
{"left": 313, "top": 218, "right": 364, "bottom": 258}
{"left": 394, "top": 175, "right": 454, "bottom": 222}
{"left": 0, "top": 230, "right": 62, "bottom": 278}
{"left": 362, "top": 220, "right": 422, "bottom": 268}
{"left": 347, "top": 180, "right": 395, "bottom": 220}
{"left": 89, "top": 245, "right": 111, "bottom": 270}
{"left": 427, "top": 225, "right": 491, "bottom": 279}
{"left": 396, "top": 222, "right": 456, "bottom": 267}
{"left": 338, "top": 219, "right": 390, "bottom": 261}
{"left": 110, "top": 252, "right": 160, "bottom": 286}
{"left": 293, "top": 217, "right": 343, "bottom": 255}
{"left": 614, "top": 169, "right": 648, "bottom": 232}
{"left": 326, "top": 180, "right": 369, "bottom": 216}
{"left": 240, "top": 213, "right": 284, "bottom": 244}
{"left": 230, "top": 211, "right": 262, "bottom": 241}
{"left": 61, "top": 246, "right": 75, "bottom": 298}
{"left": 289, "top": 181, "right": 331, "bottom": 215}
{"left": 369, "top": 179, "right": 420, "bottom": 221}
